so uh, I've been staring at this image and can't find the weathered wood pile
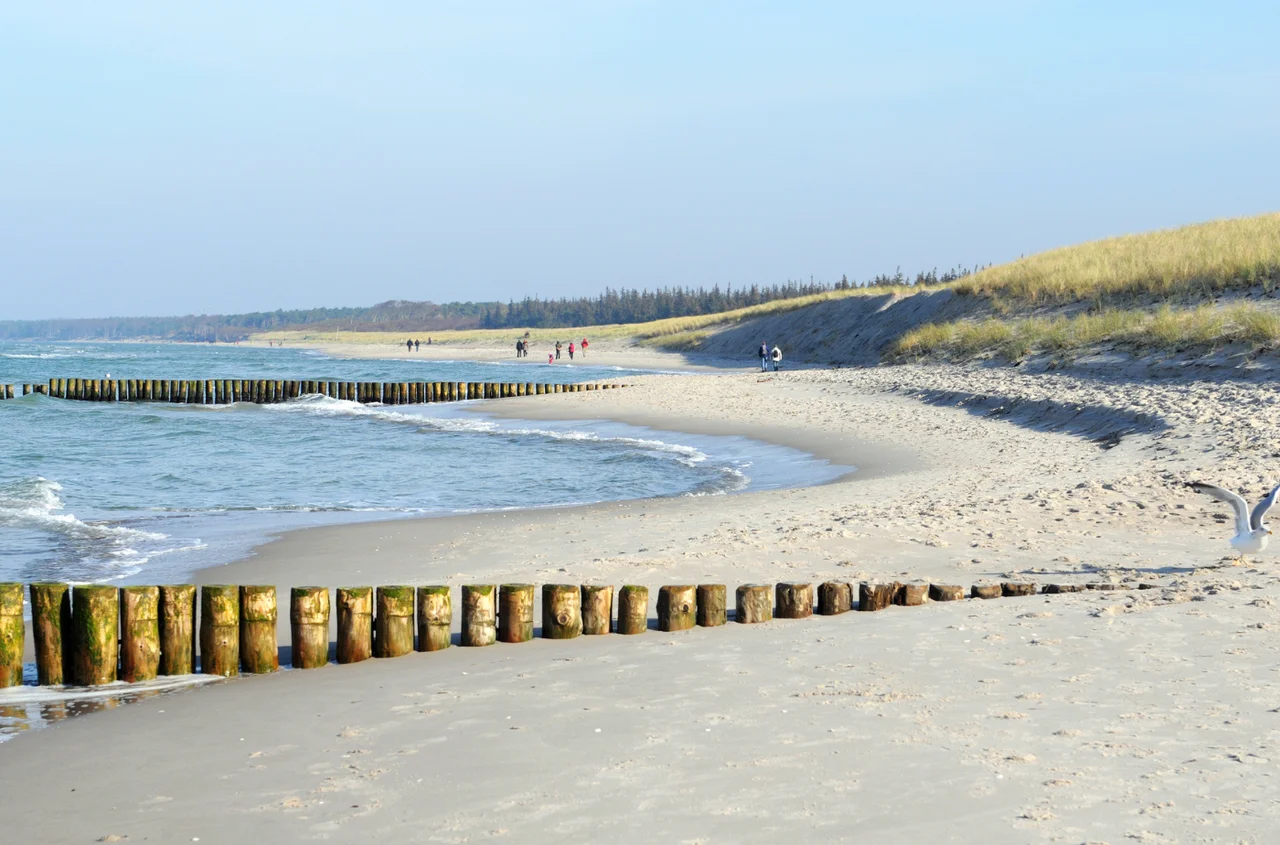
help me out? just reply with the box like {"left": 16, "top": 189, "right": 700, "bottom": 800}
{"left": 0, "top": 380, "right": 627, "bottom": 404}
{"left": 0, "top": 579, "right": 1142, "bottom": 688}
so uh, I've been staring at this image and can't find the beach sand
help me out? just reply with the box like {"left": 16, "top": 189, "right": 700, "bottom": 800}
{"left": 4, "top": 361, "right": 1280, "bottom": 842}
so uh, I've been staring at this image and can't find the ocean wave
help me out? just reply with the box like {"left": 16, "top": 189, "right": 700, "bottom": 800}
{"left": 0, "top": 477, "right": 168, "bottom": 544}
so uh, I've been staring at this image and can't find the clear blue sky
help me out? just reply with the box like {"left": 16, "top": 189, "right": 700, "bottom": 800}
{"left": 2, "top": 2, "right": 1277, "bottom": 320}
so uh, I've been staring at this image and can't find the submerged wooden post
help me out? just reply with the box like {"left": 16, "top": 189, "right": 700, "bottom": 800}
{"left": 416, "top": 586, "right": 451, "bottom": 652}
{"left": 290, "top": 587, "right": 329, "bottom": 669}
{"left": 581, "top": 584, "right": 613, "bottom": 635}
{"left": 158, "top": 585, "right": 197, "bottom": 675}
{"left": 657, "top": 585, "right": 696, "bottom": 632}
{"left": 374, "top": 586, "right": 415, "bottom": 658}
{"left": 119, "top": 586, "right": 161, "bottom": 683}
{"left": 696, "top": 584, "right": 726, "bottom": 627}
{"left": 199, "top": 585, "right": 239, "bottom": 677}
{"left": 735, "top": 584, "right": 772, "bottom": 623}
{"left": 30, "top": 582, "right": 70, "bottom": 685}
{"left": 818, "top": 581, "right": 852, "bottom": 615}
{"left": 928, "top": 584, "right": 965, "bottom": 602}
{"left": 71, "top": 585, "right": 119, "bottom": 685}
{"left": 776, "top": 583, "right": 814, "bottom": 619}
{"left": 542, "top": 584, "right": 582, "bottom": 639}
{"left": 336, "top": 587, "right": 373, "bottom": 664}
{"left": 239, "top": 585, "right": 278, "bottom": 673}
{"left": 617, "top": 585, "right": 648, "bottom": 634}
{"left": 461, "top": 585, "right": 496, "bottom": 646}
{"left": 498, "top": 583, "right": 535, "bottom": 643}
{"left": 0, "top": 583, "right": 23, "bottom": 687}
{"left": 858, "top": 582, "right": 900, "bottom": 612}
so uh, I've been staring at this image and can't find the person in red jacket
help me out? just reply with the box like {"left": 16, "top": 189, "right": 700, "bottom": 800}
{"left": 568, "top": 342, "right": 575, "bottom": 360}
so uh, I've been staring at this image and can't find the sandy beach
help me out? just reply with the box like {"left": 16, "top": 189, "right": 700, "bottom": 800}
{"left": 5, "top": 355, "right": 1280, "bottom": 843}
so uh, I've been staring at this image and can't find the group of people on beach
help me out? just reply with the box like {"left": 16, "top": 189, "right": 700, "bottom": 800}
{"left": 758, "top": 341, "right": 783, "bottom": 371}
{"left": 404, "top": 338, "right": 432, "bottom": 351}
{"left": 518, "top": 337, "right": 588, "bottom": 362}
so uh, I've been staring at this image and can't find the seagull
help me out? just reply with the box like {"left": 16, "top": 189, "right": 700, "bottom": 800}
{"left": 1188, "top": 481, "right": 1280, "bottom": 561}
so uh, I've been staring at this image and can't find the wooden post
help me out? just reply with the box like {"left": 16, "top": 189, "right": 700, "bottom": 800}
{"left": 1042, "top": 584, "right": 1085, "bottom": 594}
{"left": 336, "top": 587, "right": 373, "bottom": 664}
{"left": 818, "top": 582, "right": 852, "bottom": 615}
{"left": 71, "top": 585, "right": 118, "bottom": 685}
{"left": 696, "top": 584, "right": 726, "bottom": 627}
{"left": 290, "top": 587, "right": 329, "bottom": 669}
{"left": 894, "top": 583, "right": 928, "bottom": 607}
{"left": 239, "top": 585, "right": 278, "bottom": 673}
{"left": 657, "top": 585, "right": 696, "bottom": 632}
{"left": 416, "top": 586, "right": 451, "bottom": 652}
{"left": 119, "top": 586, "right": 161, "bottom": 683}
{"left": 498, "top": 583, "right": 535, "bottom": 643}
{"left": 158, "top": 585, "right": 196, "bottom": 675}
{"left": 581, "top": 584, "right": 613, "bottom": 635}
{"left": 0, "top": 583, "right": 23, "bottom": 687}
{"left": 971, "top": 584, "right": 1002, "bottom": 599}
{"left": 461, "top": 585, "right": 496, "bottom": 646}
{"left": 858, "top": 582, "right": 901, "bottom": 611}
{"left": 525, "top": 382, "right": 534, "bottom": 396}
{"left": 374, "top": 586, "right": 415, "bottom": 658}
{"left": 776, "top": 583, "right": 814, "bottom": 618}
{"left": 617, "top": 585, "right": 648, "bottom": 634}
{"left": 199, "top": 585, "right": 239, "bottom": 676}
{"left": 542, "top": 584, "right": 582, "bottom": 639}
{"left": 735, "top": 584, "right": 772, "bottom": 623}
{"left": 30, "top": 582, "right": 70, "bottom": 685}
{"left": 928, "top": 584, "right": 965, "bottom": 602}
{"left": 1002, "top": 582, "right": 1038, "bottom": 597}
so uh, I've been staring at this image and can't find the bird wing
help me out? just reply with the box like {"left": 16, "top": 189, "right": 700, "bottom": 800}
{"left": 1250, "top": 483, "right": 1280, "bottom": 530}
{"left": 1189, "top": 482, "right": 1251, "bottom": 536}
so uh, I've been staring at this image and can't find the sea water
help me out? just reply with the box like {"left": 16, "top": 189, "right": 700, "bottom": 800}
{"left": 0, "top": 341, "right": 848, "bottom": 587}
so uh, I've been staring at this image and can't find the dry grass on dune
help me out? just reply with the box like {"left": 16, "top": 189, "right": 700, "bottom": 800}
{"left": 956, "top": 213, "right": 1280, "bottom": 306}
{"left": 892, "top": 302, "right": 1280, "bottom": 361}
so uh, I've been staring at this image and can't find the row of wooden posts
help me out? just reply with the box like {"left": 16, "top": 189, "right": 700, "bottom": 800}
{"left": 0, "top": 379, "right": 627, "bottom": 404}
{"left": 0, "top": 579, "right": 1110, "bottom": 688}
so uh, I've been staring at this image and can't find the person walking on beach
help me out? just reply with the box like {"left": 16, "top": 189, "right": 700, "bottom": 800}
{"left": 770, "top": 345, "right": 782, "bottom": 371}
{"left": 548, "top": 353, "right": 554, "bottom": 365}
{"left": 758, "top": 342, "right": 769, "bottom": 371}
{"left": 555, "top": 341, "right": 562, "bottom": 360}
{"left": 568, "top": 341, "right": 575, "bottom": 360}
{"left": 407, "top": 339, "right": 413, "bottom": 352}
{"left": 414, "top": 339, "right": 420, "bottom": 351}
{"left": 516, "top": 339, "right": 523, "bottom": 358}
{"left": 581, "top": 338, "right": 588, "bottom": 358}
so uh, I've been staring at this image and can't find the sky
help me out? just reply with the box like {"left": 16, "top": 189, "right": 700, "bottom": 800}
{"left": 2, "top": 1, "right": 1278, "bottom": 320}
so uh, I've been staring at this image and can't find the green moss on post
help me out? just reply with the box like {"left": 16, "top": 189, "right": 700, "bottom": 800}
{"left": 119, "top": 586, "right": 161, "bottom": 683}
{"left": 374, "top": 586, "right": 415, "bottom": 658}
{"left": 290, "top": 587, "right": 330, "bottom": 669}
{"left": 581, "top": 584, "right": 613, "bottom": 635}
{"left": 336, "top": 587, "right": 373, "bottom": 664}
{"left": 498, "top": 584, "right": 535, "bottom": 643}
{"left": 0, "top": 583, "right": 24, "bottom": 687}
{"left": 460, "top": 585, "right": 496, "bottom": 646}
{"left": 199, "top": 585, "right": 239, "bottom": 677}
{"left": 658, "top": 585, "right": 697, "bottom": 632}
{"left": 30, "top": 582, "right": 70, "bottom": 685}
{"left": 542, "top": 584, "right": 582, "bottom": 639}
{"left": 71, "top": 585, "right": 119, "bottom": 685}
{"left": 696, "top": 584, "right": 727, "bottom": 627}
{"left": 416, "top": 586, "right": 451, "bottom": 652}
{"left": 617, "top": 585, "right": 648, "bottom": 634}
{"left": 735, "top": 584, "right": 772, "bottom": 624}
{"left": 159, "top": 585, "right": 196, "bottom": 675}
{"left": 239, "top": 585, "right": 278, "bottom": 674}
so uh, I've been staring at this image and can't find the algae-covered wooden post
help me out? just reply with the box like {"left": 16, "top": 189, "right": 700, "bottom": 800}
{"left": 617, "top": 585, "right": 648, "bottom": 634}
{"left": 657, "top": 585, "right": 696, "bottom": 632}
{"left": 119, "top": 586, "right": 161, "bottom": 683}
{"left": 374, "top": 586, "right": 415, "bottom": 658}
{"left": 30, "top": 582, "right": 70, "bottom": 685}
{"left": 498, "top": 583, "right": 535, "bottom": 643}
{"left": 542, "top": 584, "right": 582, "bottom": 639}
{"left": 199, "top": 585, "right": 239, "bottom": 677}
{"left": 461, "top": 585, "right": 496, "bottom": 646}
{"left": 696, "top": 584, "right": 726, "bottom": 627}
{"left": 858, "top": 582, "right": 900, "bottom": 611}
{"left": 71, "top": 585, "right": 119, "bottom": 685}
{"left": 776, "top": 583, "right": 814, "bottom": 619}
{"left": 581, "top": 584, "right": 613, "bottom": 635}
{"left": 158, "top": 585, "right": 197, "bottom": 675}
{"left": 818, "top": 582, "right": 852, "bottom": 615}
{"left": 735, "top": 584, "right": 772, "bottom": 623}
{"left": 416, "top": 586, "right": 451, "bottom": 652}
{"left": 290, "top": 587, "right": 330, "bottom": 669}
{"left": 239, "top": 586, "right": 278, "bottom": 674}
{"left": 0, "top": 583, "right": 23, "bottom": 687}
{"left": 336, "top": 587, "right": 373, "bottom": 664}
{"left": 928, "top": 584, "right": 965, "bottom": 601}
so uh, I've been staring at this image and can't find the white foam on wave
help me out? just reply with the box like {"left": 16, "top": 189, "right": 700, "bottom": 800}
{"left": 0, "top": 477, "right": 167, "bottom": 544}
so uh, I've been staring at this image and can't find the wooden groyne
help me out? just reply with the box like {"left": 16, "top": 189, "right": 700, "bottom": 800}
{"left": 0, "top": 578, "right": 1150, "bottom": 689}
{"left": 0, "top": 380, "right": 628, "bottom": 404}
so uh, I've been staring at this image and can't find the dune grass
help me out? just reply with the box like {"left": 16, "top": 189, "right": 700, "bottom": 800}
{"left": 955, "top": 213, "right": 1280, "bottom": 306}
{"left": 892, "top": 302, "right": 1280, "bottom": 361}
